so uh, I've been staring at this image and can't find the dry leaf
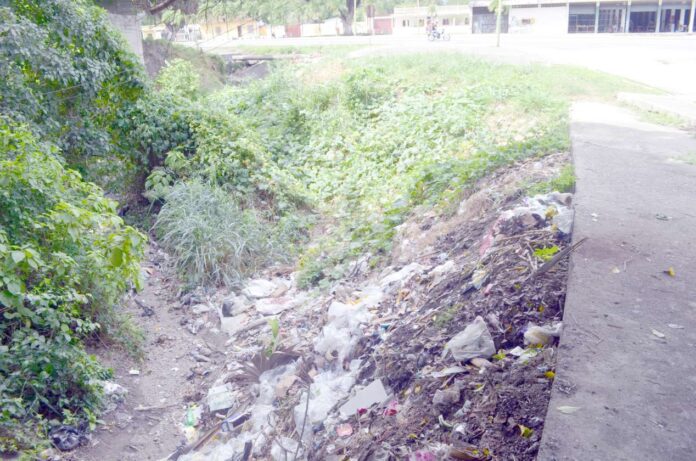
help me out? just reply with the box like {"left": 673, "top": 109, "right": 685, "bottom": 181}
{"left": 651, "top": 329, "right": 666, "bottom": 339}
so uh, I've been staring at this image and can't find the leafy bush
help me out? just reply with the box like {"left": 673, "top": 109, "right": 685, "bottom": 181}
{"left": 156, "top": 58, "right": 201, "bottom": 100}
{"left": 154, "top": 181, "right": 288, "bottom": 286}
{"left": 0, "top": 0, "right": 145, "bottom": 173}
{"left": 0, "top": 121, "right": 145, "bottom": 450}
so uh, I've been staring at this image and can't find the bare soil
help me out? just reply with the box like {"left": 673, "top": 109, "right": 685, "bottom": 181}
{"left": 74, "top": 246, "right": 227, "bottom": 461}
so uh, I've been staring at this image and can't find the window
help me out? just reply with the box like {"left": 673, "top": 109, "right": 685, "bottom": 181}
{"left": 402, "top": 19, "right": 409, "bottom": 27}
{"left": 443, "top": 18, "right": 450, "bottom": 25}
{"left": 418, "top": 18, "right": 425, "bottom": 27}
{"left": 246, "top": 24, "right": 254, "bottom": 33}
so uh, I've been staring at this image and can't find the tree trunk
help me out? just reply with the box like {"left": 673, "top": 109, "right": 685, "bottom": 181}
{"left": 341, "top": 0, "right": 360, "bottom": 35}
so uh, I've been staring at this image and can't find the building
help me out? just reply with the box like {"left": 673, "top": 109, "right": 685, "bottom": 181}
{"left": 393, "top": 5, "right": 472, "bottom": 35}
{"left": 391, "top": 0, "right": 694, "bottom": 35}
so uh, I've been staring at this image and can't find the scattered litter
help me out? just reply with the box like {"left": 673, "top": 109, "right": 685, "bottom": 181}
{"left": 449, "top": 443, "right": 485, "bottom": 460}
{"left": 524, "top": 322, "right": 563, "bottom": 346}
{"left": 255, "top": 295, "right": 303, "bottom": 316}
{"left": 336, "top": 423, "right": 353, "bottom": 437}
{"left": 470, "top": 358, "right": 493, "bottom": 369}
{"left": 339, "top": 379, "right": 389, "bottom": 418}
{"left": 557, "top": 405, "right": 581, "bottom": 414}
{"left": 100, "top": 380, "right": 128, "bottom": 402}
{"left": 442, "top": 316, "right": 496, "bottom": 362}
{"left": 128, "top": 369, "right": 140, "bottom": 376}
{"left": 49, "top": 425, "right": 84, "bottom": 451}
{"left": 655, "top": 213, "right": 671, "bottom": 221}
{"left": 380, "top": 262, "right": 427, "bottom": 288}
{"left": 411, "top": 450, "right": 438, "bottom": 461}
{"left": 221, "top": 293, "right": 250, "bottom": 317}
{"left": 433, "top": 386, "right": 460, "bottom": 406}
{"left": 191, "top": 303, "right": 211, "bottom": 315}
{"left": 383, "top": 399, "right": 399, "bottom": 416}
{"left": 611, "top": 266, "right": 621, "bottom": 274}
{"left": 270, "top": 436, "right": 302, "bottom": 461}
{"left": 431, "top": 366, "right": 468, "bottom": 378}
{"left": 664, "top": 267, "right": 676, "bottom": 277}
{"left": 242, "top": 278, "right": 284, "bottom": 299}
{"left": 667, "top": 323, "right": 684, "bottom": 329}
{"left": 207, "top": 384, "right": 236, "bottom": 412}
{"left": 651, "top": 329, "right": 666, "bottom": 339}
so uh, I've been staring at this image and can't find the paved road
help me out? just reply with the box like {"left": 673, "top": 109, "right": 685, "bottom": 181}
{"left": 198, "top": 34, "right": 696, "bottom": 96}
{"left": 537, "top": 102, "right": 696, "bottom": 460}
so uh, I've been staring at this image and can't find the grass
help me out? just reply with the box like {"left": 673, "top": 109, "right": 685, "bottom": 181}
{"left": 635, "top": 108, "right": 690, "bottom": 129}
{"left": 528, "top": 164, "right": 576, "bottom": 195}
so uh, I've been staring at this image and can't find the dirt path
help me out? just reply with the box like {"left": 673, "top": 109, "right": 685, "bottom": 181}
{"left": 76, "top": 245, "right": 225, "bottom": 461}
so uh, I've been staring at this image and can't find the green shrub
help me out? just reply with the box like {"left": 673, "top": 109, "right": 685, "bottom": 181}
{"left": 0, "top": 0, "right": 145, "bottom": 174}
{"left": 154, "top": 181, "right": 287, "bottom": 286}
{"left": 156, "top": 58, "right": 201, "bottom": 100}
{"left": 0, "top": 121, "right": 144, "bottom": 450}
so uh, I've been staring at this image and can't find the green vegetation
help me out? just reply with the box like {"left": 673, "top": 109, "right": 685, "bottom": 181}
{"left": 142, "top": 38, "right": 227, "bottom": 92}
{"left": 529, "top": 164, "right": 576, "bottom": 194}
{"left": 0, "top": 0, "right": 145, "bottom": 451}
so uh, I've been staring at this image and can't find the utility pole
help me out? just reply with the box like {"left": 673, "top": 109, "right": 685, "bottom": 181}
{"left": 353, "top": 0, "right": 357, "bottom": 35}
{"left": 495, "top": 0, "right": 502, "bottom": 47}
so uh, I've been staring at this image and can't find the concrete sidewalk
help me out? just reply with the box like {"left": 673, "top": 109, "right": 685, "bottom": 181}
{"left": 618, "top": 92, "right": 696, "bottom": 127}
{"left": 538, "top": 103, "right": 696, "bottom": 461}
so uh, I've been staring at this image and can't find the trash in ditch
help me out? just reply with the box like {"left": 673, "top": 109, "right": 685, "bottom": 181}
{"left": 383, "top": 399, "right": 399, "bottom": 416}
{"left": 49, "top": 425, "right": 84, "bottom": 451}
{"left": 410, "top": 450, "right": 438, "bottom": 461}
{"left": 339, "top": 379, "right": 389, "bottom": 418}
{"left": 524, "top": 322, "right": 563, "bottom": 345}
{"left": 207, "top": 383, "right": 236, "bottom": 412}
{"left": 336, "top": 423, "right": 353, "bottom": 437}
{"left": 431, "top": 366, "right": 468, "bottom": 378}
{"left": 442, "top": 316, "right": 496, "bottom": 361}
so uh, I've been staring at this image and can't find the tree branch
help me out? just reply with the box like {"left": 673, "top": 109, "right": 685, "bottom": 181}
{"left": 148, "top": 0, "right": 181, "bottom": 14}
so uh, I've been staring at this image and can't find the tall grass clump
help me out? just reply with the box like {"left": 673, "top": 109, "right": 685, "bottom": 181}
{"left": 154, "top": 181, "right": 284, "bottom": 286}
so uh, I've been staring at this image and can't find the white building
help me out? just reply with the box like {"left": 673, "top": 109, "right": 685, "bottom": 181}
{"left": 391, "top": 0, "right": 695, "bottom": 35}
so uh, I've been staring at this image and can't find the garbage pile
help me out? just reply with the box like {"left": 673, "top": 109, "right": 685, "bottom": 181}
{"left": 171, "top": 163, "right": 575, "bottom": 461}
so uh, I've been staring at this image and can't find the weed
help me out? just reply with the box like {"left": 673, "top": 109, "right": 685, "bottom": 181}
{"left": 154, "top": 180, "right": 290, "bottom": 286}
{"left": 529, "top": 164, "right": 576, "bottom": 195}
